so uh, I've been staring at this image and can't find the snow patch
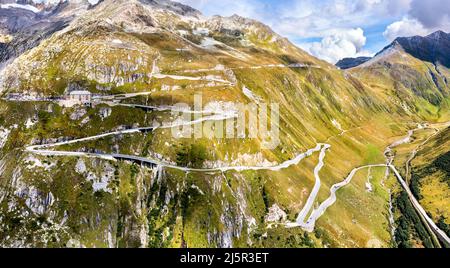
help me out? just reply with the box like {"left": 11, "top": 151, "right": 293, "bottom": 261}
{"left": 0, "top": 4, "right": 40, "bottom": 13}
{"left": 200, "top": 37, "right": 221, "bottom": 50}
{"left": 177, "top": 30, "right": 189, "bottom": 36}
{"left": 0, "top": 127, "right": 11, "bottom": 149}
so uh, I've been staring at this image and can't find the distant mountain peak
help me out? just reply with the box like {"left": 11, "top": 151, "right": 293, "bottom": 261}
{"left": 391, "top": 30, "right": 449, "bottom": 43}
{"left": 335, "top": 56, "right": 371, "bottom": 70}
{"left": 365, "top": 30, "right": 450, "bottom": 68}
{"left": 393, "top": 30, "right": 449, "bottom": 67}
{"left": 426, "top": 30, "right": 448, "bottom": 40}
{"left": 138, "top": 0, "right": 201, "bottom": 16}
{"left": 335, "top": 30, "right": 450, "bottom": 69}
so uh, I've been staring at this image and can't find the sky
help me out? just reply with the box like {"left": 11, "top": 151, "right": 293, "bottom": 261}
{"left": 176, "top": 0, "right": 450, "bottom": 63}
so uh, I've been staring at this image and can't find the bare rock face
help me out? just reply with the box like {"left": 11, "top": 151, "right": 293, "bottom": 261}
{"left": 138, "top": 0, "right": 201, "bottom": 17}
{"left": 336, "top": 31, "right": 450, "bottom": 70}
{"left": 0, "top": 0, "right": 95, "bottom": 63}
{"left": 1, "top": 0, "right": 449, "bottom": 250}
{"left": 0, "top": 6, "right": 39, "bottom": 34}
{"left": 383, "top": 31, "right": 450, "bottom": 68}
{"left": 0, "top": 19, "right": 69, "bottom": 63}
{"left": 265, "top": 204, "right": 287, "bottom": 223}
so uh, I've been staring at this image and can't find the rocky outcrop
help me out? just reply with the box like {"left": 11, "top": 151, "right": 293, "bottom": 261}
{"left": 0, "top": 0, "right": 95, "bottom": 63}
{"left": 0, "top": 6, "right": 40, "bottom": 34}
{"left": 265, "top": 204, "right": 287, "bottom": 223}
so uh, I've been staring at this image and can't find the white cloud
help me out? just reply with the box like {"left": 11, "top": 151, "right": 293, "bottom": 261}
{"left": 178, "top": 0, "right": 388, "bottom": 62}
{"left": 272, "top": 0, "right": 393, "bottom": 39}
{"left": 383, "top": 0, "right": 450, "bottom": 42}
{"left": 176, "top": 0, "right": 450, "bottom": 62}
{"left": 383, "top": 17, "right": 428, "bottom": 41}
{"left": 178, "top": 0, "right": 391, "bottom": 39}
{"left": 299, "top": 28, "right": 372, "bottom": 64}
{"left": 386, "top": 0, "right": 412, "bottom": 16}
{"left": 409, "top": 0, "right": 450, "bottom": 29}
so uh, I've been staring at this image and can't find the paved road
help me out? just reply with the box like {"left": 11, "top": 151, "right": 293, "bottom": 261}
{"left": 105, "top": 102, "right": 225, "bottom": 114}
{"left": 26, "top": 127, "right": 154, "bottom": 150}
{"left": 390, "top": 165, "right": 450, "bottom": 247}
{"left": 404, "top": 121, "right": 450, "bottom": 184}
{"left": 25, "top": 101, "right": 325, "bottom": 173}
{"left": 286, "top": 164, "right": 387, "bottom": 232}
{"left": 27, "top": 142, "right": 328, "bottom": 173}
{"left": 290, "top": 144, "right": 330, "bottom": 229}
{"left": 286, "top": 122, "right": 450, "bottom": 242}
{"left": 286, "top": 158, "right": 450, "bottom": 246}
{"left": 388, "top": 122, "right": 450, "bottom": 247}
{"left": 93, "top": 91, "right": 154, "bottom": 101}
{"left": 23, "top": 87, "right": 450, "bottom": 244}
{"left": 405, "top": 128, "right": 439, "bottom": 183}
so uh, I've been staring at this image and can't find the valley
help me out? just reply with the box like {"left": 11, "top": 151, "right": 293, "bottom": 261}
{"left": 15, "top": 87, "right": 450, "bottom": 247}
{"left": 0, "top": 0, "right": 449, "bottom": 248}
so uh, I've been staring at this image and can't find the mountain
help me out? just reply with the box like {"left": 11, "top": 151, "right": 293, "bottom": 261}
{"left": 0, "top": 2, "right": 40, "bottom": 34}
{"left": 0, "top": 0, "right": 449, "bottom": 248}
{"left": 0, "top": 0, "right": 97, "bottom": 63}
{"left": 336, "top": 56, "right": 371, "bottom": 69}
{"left": 409, "top": 126, "right": 450, "bottom": 240}
{"left": 351, "top": 30, "right": 450, "bottom": 119}
{"left": 336, "top": 31, "right": 450, "bottom": 70}
{"left": 348, "top": 32, "right": 450, "bottom": 247}
{"left": 385, "top": 31, "right": 450, "bottom": 68}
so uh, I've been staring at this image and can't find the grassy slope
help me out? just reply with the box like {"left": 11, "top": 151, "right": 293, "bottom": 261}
{"left": 1, "top": 4, "right": 449, "bottom": 248}
{"left": 411, "top": 127, "right": 450, "bottom": 227}
{"left": 350, "top": 49, "right": 450, "bottom": 247}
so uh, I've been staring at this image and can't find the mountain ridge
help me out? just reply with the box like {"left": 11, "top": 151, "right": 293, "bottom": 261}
{"left": 386, "top": 30, "right": 450, "bottom": 68}
{"left": 0, "top": 0, "right": 449, "bottom": 248}
{"left": 339, "top": 30, "right": 450, "bottom": 70}
{"left": 336, "top": 56, "right": 371, "bottom": 69}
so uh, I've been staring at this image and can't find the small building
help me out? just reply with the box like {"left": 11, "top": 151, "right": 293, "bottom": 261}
{"left": 69, "top": 90, "right": 92, "bottom": 105}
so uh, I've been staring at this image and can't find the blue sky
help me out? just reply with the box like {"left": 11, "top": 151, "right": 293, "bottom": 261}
{"left": 177, "top": 0, "right": 450, "bottom": 63}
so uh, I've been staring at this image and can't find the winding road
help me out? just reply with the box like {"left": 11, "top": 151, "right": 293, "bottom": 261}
{"left": 286, "top": 164, "right": 387, "bottom": 231}
{"left": 287, "top": 144, "right": 330, "bottom": 230}
{"left": 390, "top": 164, "right": 450, "bottom": 247}
{"left": 404, "top": 121, "right": 450, "bottom": 184}
{"left": 17, "top": 64, "right": 450, "bottom": 246}
{"left": 26, "top": 98, "right": 450, "bottom": 245}
{"left": 285, "top": 122, "right": 450, "bottom": 248}
{"left": 27, "top": 137, "right": 329, "bottom": 173}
